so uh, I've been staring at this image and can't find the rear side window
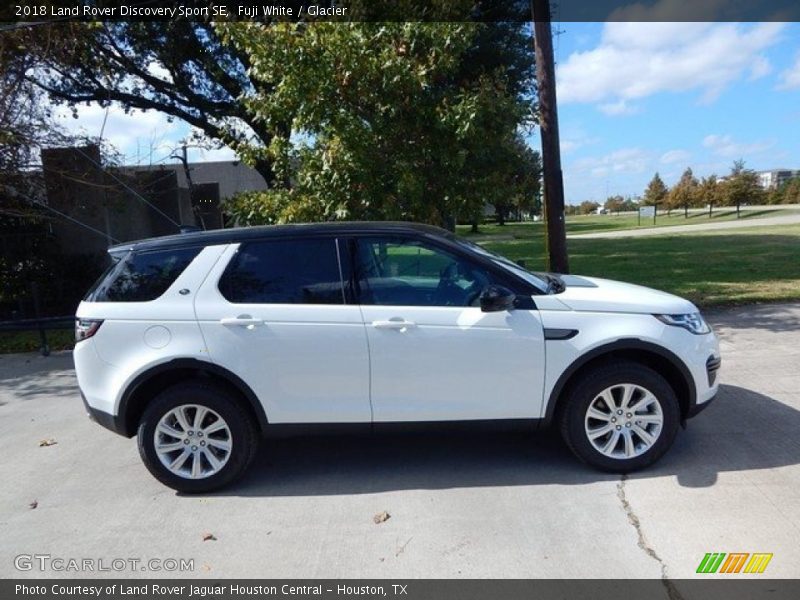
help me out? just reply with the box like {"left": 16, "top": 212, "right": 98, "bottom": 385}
{"left": 88, "top": 247, "right": 201, "bottom": 302}
{"left": 219, "top": 238, "right": 344, "bottom": 304}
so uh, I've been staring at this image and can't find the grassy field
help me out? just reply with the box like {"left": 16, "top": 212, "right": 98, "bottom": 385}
{"left": 457, "top": 207, "right": 800, "bottom": 239}
{"left": 475, "top": 223, "right": 800, "bottom": 307}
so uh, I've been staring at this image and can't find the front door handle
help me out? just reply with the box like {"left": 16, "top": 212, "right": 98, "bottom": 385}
{"left": 220, "top": 316, "right": 263, "bottom": 327}
{"left": 372, "top": 319, "right": 416, "bottom": 331}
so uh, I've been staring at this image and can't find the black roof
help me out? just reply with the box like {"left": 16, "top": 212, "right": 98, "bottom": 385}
{"left": 108, "top": 221, "right": 453, "bottom": 254}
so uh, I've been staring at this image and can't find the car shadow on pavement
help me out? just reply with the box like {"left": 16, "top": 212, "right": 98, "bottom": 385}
{"left": 209, "top": 384, "right": 800, "bottom": 497}
{"left": 707, "top": 303, "right": 800, "bottom": 334}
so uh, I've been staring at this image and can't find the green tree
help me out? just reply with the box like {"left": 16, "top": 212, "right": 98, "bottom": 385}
{"left": 721, "top": 159, "right": 764, "bottom": 217}
{"left": 643, "top": 173, "right": 668, "bottom": 210}
{"left": 220, "top": 21, "right": 535, "bottom": 229}
{"left": 666, "top": 167, "right": 699, "bottom": 218}
{"left": 698, "top": 175, "right": 722, "bottom": 217}
{"left": 604, "top": 195, "right": 624, "bottom": 214}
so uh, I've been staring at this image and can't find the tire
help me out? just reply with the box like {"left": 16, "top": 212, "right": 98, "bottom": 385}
{"left": 137, "top": 381, "right": 259, "bottom": 493}
{"left": 559, "top": 361, "right": 680, "bottom": 473}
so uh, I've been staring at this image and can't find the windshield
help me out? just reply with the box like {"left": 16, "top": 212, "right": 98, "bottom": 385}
{"left": 452, "top": 238, "right": 549, "bottom": 293}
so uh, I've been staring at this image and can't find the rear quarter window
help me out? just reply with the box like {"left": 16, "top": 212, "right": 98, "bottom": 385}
{"left": 87, "top": 246, "right": 201, "bottom": 302}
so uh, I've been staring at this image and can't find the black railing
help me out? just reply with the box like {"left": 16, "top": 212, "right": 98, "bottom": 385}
{"left": 0, "top": 315, "right": 74, "bottom": 356}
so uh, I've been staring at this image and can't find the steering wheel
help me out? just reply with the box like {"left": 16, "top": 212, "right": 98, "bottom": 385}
{"left": 433, "top": 262, "right": 465, "bottom": 306}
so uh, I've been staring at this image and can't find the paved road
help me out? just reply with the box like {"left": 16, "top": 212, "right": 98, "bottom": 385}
{"left": 568, "top": 213, "right": 800, "bottom": 239}
{"left": 1, "top": 304, "right": 799, "bottom": 584}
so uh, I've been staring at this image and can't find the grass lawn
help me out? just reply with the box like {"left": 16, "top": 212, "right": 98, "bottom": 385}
{"left": 0, "top": 329, "right": 74, "bottom": 354}
{"left": 473, "top": 223, "right": 800, "bottom": 307}
{"left": 457, "top": 207, "right": 800, "bottom": 239}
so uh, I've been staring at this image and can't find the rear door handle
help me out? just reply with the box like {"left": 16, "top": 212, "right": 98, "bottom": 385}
{"left": 372, "top": 319, "right": 416, "bottom": 330}
{"left": 220, "top": 317, "right": 263, "bottom": 327}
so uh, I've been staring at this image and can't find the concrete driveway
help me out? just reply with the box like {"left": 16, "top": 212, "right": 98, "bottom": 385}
{"left": 1, "top": 304, "right": 799, "bottom": 581}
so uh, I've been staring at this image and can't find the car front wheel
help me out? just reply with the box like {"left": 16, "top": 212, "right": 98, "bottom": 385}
{"left": 559, "top": 362, "right": 680, "bottom": 472}
{"left": 137, "top": 382, "right": 259, "bottom": 492}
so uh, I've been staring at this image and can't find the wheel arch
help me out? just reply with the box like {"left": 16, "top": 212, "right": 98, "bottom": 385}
{"left": 117, "top": 358, "right": 268, "bottom": 438}
{"left": 543, "top": 338, "right": 696, "bottom": 426}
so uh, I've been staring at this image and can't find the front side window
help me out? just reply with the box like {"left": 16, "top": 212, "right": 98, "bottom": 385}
{"left": 354, "top": 237, "right": 496, "bottom": 307}
{"left": 219, "top": 238, "right": 344, "bottom": 304}
{"left": 89, "top": 246, "right": 201, "bottom": 302}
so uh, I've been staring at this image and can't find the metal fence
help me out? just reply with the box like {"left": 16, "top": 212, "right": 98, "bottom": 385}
{"left": 0, "top": 315, "right": 74, "bottom": 356}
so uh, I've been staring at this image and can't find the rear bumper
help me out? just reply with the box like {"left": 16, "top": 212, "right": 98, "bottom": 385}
{"left": 81, "top": 391, "right": 127, "bottom": 436}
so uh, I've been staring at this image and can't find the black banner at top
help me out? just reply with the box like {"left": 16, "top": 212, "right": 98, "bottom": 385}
{"left": 1, "top": 0, "right": 799, "bottom": 24}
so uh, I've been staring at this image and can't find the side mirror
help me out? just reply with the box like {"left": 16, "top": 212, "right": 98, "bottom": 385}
{"left": 479, "top": 285, "right": 516, "bottom": 313}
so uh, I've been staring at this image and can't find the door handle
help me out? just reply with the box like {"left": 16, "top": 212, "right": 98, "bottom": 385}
{"left": 372, "top": 319, "right": 416, "bottom": 330}
{"left": 220, "top": 316, "right": 263, "bottom": 327}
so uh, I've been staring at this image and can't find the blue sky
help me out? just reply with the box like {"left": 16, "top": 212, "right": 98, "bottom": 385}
{"left": 56, "top": 22, "right": 800, "bottom": 205}
{"left": 547, "top": 21, "right": 800, "bottom": 203}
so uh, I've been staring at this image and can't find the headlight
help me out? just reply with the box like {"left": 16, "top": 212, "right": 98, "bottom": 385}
{"left": 654, "top": 312, "right": 710, "bottom": 335}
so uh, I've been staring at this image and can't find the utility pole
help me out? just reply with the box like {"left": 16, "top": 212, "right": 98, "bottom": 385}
{"left": 172, "top": 143, "right": 206, "bottom": 230}
{"left": 532, "top": 0, "right": 569, "bottom": 273}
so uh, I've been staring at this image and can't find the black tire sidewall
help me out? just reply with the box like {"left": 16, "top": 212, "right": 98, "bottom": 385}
{"left": 561, "top": 362, "right": 680, "bottom": 473}
{"left": 137, "top": 382, "right": 257, "bottom": 493}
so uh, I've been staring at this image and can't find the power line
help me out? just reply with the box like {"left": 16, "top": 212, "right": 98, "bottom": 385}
{"left": 3, "top": 186, "right": 122, "bottom": 244}
{"left": 72, "top": 145, "right": 181, "bottom": 228}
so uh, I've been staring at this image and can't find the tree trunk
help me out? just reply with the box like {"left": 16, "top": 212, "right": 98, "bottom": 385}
{"left": 470, "top": 219, "right": 479, "bottom": 234}
{"left": 497, "top": 207, "right": 506, "bottom": 226}
{"left": 684, "top": 204, "right": 688, "bottom": 218}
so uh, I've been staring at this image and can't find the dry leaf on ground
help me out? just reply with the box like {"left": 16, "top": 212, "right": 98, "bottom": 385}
{"left": 373, "top": 511, "right": 391, "bottom": 524}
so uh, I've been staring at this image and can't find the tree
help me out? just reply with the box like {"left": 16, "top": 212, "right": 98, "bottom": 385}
{"left": 221, "top": 21, "right": 536, "bottom": 229}
{"left": 768, "top": 177, "right": 800, "bottom": 205}
{"left": 18, "top": 19, "right": 284, "bottom": 185}
{"left": 722, "top": 159, "right": 763, "bottom": 218}
{"left": 666, "top": 167, "right": 699, "bottom": 218}
{"left": 579, "top": 200, "right": 600, "bottom": 215}
{"left": 604, "top": 195, "right": 624, "bottom": 214}
{"left": 21, "top": 6, "right": 536, "bottom": 229}
{"left": 698, "top": 175, "right": 722, "bottom": 217}
{"left": 643, "top": 173, "right": 668, "bottom": 210}
{"left": 490, "top": 137, "right": 542, "bottom": 225}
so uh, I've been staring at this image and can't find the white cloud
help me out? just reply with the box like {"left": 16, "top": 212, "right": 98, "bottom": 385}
{"left": 53, "top": 103, "right": 181, "bottom": 164}
{"left": 702, "top": 134, "right": 774, "bottom": 158}
{"left": 559, "top": 127, "right": 599, "bottom": 154}
{"left": 572, "top": 147, "right": 652, "bottom": 178}
{"left": 777, "top": 52, "right": 800, "bottom": 90}
{"left": 598, "top": 99, "right": 639, "bottom": 116}
{"left": 557, "top": 22, "right": 784, "bottom": 109}
{"left": 660, "top": 149, "right": 692, "bottom": 165}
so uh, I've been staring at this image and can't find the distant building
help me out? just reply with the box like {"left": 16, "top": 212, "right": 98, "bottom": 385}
{"left": 39, "top": 147, "right": 270, "bottom": 256}
{"left": 124, "top": 160, "right": 269, "bottom": 230}
{"left": 756, "top": 169, "right": 800, "bottom": 190}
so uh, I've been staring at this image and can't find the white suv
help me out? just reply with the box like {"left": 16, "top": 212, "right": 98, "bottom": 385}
{"left": 74, "top": 222, "right": 720, "bottom": 492}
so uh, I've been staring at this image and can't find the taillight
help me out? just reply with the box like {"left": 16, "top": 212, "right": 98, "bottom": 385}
{"left": 75, "top": 319, "right": 103, "bottom": 342}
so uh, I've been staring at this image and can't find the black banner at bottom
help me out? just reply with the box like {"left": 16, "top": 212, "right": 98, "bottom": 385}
{"left": 3, "top": 579, "right": 800, "bottom": 600}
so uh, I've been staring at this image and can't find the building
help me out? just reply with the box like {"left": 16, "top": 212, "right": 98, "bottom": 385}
{"left": 756, "top": 169, "right": 800, "bottom": 190}
{"left": 39, "top": 147, "right": 270, "bottom": 256}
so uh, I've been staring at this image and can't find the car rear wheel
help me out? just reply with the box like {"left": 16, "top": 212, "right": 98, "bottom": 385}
{"left": 559, "top": 361, "right": 680, "bottom": 472}
{"left": 137, "top": 382, "right": 259, "bottom": 492}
